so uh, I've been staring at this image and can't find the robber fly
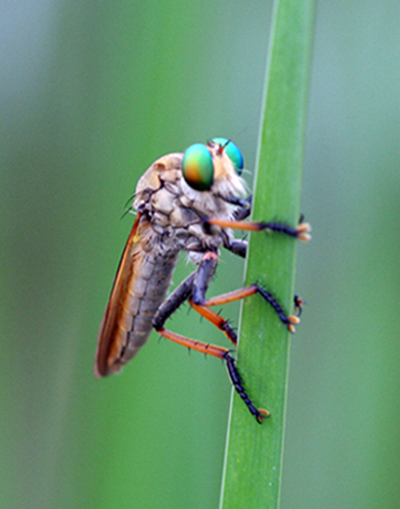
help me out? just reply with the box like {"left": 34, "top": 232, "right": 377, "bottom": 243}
{"left": 95, "top": 138, "right": 311, "bottom": 423}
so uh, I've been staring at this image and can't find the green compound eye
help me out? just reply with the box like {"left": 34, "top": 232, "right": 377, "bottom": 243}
{"left": 182, "top": 143, "right": 214, "bottom": 191}
{"left": 212, "top": 137, "right": 244, "bottom": 175}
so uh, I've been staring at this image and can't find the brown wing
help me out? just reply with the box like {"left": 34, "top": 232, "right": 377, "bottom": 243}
{"left": 94, "top": 214, "right": 141, "bottom": 377}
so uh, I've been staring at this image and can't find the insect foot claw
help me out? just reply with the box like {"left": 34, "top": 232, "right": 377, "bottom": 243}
{"left": 296, "top": 222, "right": 312, "bottom": 242}
{"left": 294, "top": 295, "right": 304, "bottom": 316}
{"left": 287, "top": 315, "right": 300, "bottom": 333}
{"left": 256, "top": 408, "right": 270, "bottom": 424}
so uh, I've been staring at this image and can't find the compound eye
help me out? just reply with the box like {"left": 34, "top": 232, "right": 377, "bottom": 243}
{"left": 182, "top": 143, "right": 214, "bottom": 191}
{"left": 212, "top": 137, "right": 244, "bottom": 175}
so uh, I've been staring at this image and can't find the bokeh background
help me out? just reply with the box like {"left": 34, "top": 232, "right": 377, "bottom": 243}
{"left": 2, "top": 1, "right": 399, "bottom": 508}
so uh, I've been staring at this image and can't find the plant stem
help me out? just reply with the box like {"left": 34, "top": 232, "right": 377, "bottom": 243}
{"left": 219, "top": 1, "right": 315, "bottom": 508}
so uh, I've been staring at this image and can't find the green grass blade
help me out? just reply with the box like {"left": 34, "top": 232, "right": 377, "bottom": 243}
{"left": 219, "top": 1, "right": 315, "bottom": 508}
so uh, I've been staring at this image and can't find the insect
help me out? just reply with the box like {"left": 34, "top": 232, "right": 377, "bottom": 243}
{"left": 95, "top": 138, "right": 311, "bottom": 423}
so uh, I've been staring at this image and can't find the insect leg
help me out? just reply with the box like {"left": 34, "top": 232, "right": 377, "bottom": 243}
{"left": 219, "top": 195, "right": 252, "bottom": 220}
{"left": 152, "top": 250, "right": 219, "bottom": 332}
{"left": 294, "top": 294, "right": 304, "bottom": 316}
{"left": 153, "top": 251, "right": 266, "bottom": 422}
{"left": 189, "top": 251, "right": 238, "bottom": 345}
{"left": 224, "top": 352, "right": 269, "bottom": 424}
{"left": 152, "top": 251, "right": 230, "bottom": 338}
{"left": 205, "top": 217, "right": 312, "bottom": 241}
{"left": 156, "top": 326, "right": 268, "bottom": 423}
{"left": 191, "top": 251, "right": 218, "bottom": 305}
{"left": 187, "top": 248, "right": 299, "bottom": 337}
{"left": 189, "top": 302, "right": 238, "bottom": 346}
{"left": 204, "top": 285, "right": 300, "bottom": 333}
{"left": 232, "top": 195, "right": 252, "bottom": 221}
{"left": 223, "top": 240, "right": 303, "bottom": 315}
{"left": 152, "top": 271, "right": 197, "bottom": 331}
{"left": 224, "top": 238, "right": 247, "bottom": 258}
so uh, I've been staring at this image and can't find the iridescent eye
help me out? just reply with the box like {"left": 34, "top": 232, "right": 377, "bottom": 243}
{"left": 182, "top": 143, "right": 214, "bottom": 191}
{"left": 212, "top": 137, "right": 244, "bottom": 175}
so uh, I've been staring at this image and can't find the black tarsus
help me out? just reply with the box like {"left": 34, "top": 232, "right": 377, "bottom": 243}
{"left": 223, "top": 352, "right": 266, "bottom": 424}
{"left": 255, "top": 285, "right": 293, "bottom": 328}
{"left": 257, "top": 221, "right": 300, "bottom": 237}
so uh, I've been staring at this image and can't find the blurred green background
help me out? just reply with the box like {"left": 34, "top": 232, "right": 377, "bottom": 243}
{"left": 2, "top": 1, "right": 399, "bottom": 508}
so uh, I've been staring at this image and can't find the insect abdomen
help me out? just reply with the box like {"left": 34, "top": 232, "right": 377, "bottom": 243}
{"left": 116, "top": 251, "right": 179, "bottom": 366}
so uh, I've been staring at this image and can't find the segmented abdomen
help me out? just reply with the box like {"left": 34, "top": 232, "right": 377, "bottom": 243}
{"left": 115, "top": 249, "right": 179, "bottom": 367}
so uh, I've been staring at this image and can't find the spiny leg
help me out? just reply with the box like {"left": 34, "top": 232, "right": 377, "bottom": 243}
{"left": 188, "top": 251, "right": 238, "bottom": 345}
{"left": 152, "top": 271, "right": 197, "bottom": 331}
{"left": 223, "top": 240, "right": 304, "bottom": 316}
{"left": 188, "top": 248, "right": 298, "bottom": 336}
{"left": 189, "top": 301, "right": 238, "bottom": 346}
{"left": 184, "top": 252, "right": 292, "bottom": 419}
{"left": 153, "top": 250, "right": 267, "bottom": 422}
{"left": 224, "top": 352, "right": 269, "bottom": 424}
{"left": 152, "top": 250, "right": 219, "bottom": 331}
{"left": 203, "top": 284, "right": 300, "bottom": 333}
{"left": 156, "top": 326, "right": 268, "bottom": 423}
{"left": 204, "top": 217, "right": 312, "bottom": 242}
{"left": 191, "top": 251, "right": 218, "bottom": 305}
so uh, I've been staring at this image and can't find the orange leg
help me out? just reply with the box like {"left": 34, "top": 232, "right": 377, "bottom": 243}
{"left": 157, "top": 327, "right": 269, "bottom": 423}
{"left": 189, "top": 301, "right": 238, "bottom": 346}
{"left": 201, "top": 284, "right": 300, "bottom": 333}
{"left": 205, "top": 218, "right": 312, "bottom": 242}
{"left": 152, "top": 252, "right": 302, "bottom": 422}
{"left": 158, "top": 326, "right": 229, "bottom": 359}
